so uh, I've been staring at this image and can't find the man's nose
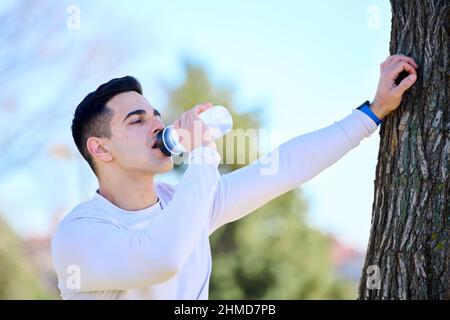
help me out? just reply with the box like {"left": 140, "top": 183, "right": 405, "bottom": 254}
{"left": 151, "top": 120, "right": 165, "bottom": 134}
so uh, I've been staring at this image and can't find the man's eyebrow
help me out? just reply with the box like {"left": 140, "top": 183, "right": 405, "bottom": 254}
{"left": 122, "top": 108, "right": 161, "bottom": 123}
{"left": 153, "top": 108, "right": 161, "bottom": 117}
{"left": 123, "top": 109, "right": 147, "bottom": 122}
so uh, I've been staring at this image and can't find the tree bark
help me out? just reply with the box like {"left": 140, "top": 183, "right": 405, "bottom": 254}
{"left": 359, "top": 0, "right": 449, "bottom": 299}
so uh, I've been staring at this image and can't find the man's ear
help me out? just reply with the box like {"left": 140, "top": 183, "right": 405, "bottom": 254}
{"left": 86, "top": 137, "right": 113, "bottom": 163}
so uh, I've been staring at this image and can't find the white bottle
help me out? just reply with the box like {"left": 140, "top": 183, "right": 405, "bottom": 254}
{"left": 198, "top": 105, "right": 233, "bottom": 139}
{"left": 155, "top": 105, "right": 233, "bottom": 156}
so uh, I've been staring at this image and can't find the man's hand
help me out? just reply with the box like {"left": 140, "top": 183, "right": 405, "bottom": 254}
{"left": 173, "top": 102, "right": 217, "bottom": 153}
{"left": 371, "top": 54, "right": 418, "bottom": 120}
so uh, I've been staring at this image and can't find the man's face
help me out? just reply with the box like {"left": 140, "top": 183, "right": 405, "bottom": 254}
{"left": 103, "top": 91, "right": 173, "bottom": 175}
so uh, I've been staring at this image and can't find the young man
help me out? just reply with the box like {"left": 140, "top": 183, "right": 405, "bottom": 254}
{"left": 52, "top": 54, "right": 418, "bottom": 299}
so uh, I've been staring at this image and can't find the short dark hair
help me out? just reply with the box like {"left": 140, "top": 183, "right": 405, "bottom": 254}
{"left": 71, "top": 76, "right": 143, "bottom": 174}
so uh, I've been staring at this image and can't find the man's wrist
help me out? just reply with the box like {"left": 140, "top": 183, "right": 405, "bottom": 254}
{"left": 189, "top": 145, "right": 221, "bottom": 165}
{"left": 356, "top": 100, "right": 383, "bottom": 126}
{"left": 369, "top": 100, "right": 388, "bottom": 120}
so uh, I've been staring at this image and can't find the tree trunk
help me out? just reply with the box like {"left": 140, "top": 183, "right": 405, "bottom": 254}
{"left": 359, "top": 0, "right": 449, "bottom": 299}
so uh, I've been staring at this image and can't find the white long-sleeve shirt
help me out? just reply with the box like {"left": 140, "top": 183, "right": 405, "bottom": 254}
{"left": 51, "top": 109, "right": 378, "bottom": 299}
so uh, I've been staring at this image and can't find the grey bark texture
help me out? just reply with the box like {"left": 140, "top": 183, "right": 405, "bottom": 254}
{"left": 359, "top": 0, "right": 449, "bottom": 299}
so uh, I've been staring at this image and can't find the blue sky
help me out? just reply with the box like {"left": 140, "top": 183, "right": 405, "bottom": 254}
{"left": 0, "top": 0, "right": 392, "bottom": 250}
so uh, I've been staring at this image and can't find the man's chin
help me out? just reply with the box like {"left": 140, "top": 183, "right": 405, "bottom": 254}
{"left": 153, "top": 157, "right": 174, "bottom": 174}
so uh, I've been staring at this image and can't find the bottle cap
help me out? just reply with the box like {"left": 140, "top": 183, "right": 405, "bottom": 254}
{"left": 155, "top": 126, "right": 185, "bottom": 156}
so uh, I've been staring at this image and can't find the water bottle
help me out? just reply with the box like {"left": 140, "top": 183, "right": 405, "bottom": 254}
{"left": 198, "top": 105, "right": 233, "bottom": 139}
{"left": 155, "top": 105, "right": 233, "bottom": 156}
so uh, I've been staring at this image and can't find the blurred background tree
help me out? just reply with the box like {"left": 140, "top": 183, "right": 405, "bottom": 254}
{"left": 164, "top": 61, "right": 356, "bottom": 299}
{"left": 0, "top": 215, "right": 52, "bottom": 299}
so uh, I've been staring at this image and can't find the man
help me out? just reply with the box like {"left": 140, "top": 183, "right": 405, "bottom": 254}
{"left": 51, "top": 54, "right": 418, "bottom": 299}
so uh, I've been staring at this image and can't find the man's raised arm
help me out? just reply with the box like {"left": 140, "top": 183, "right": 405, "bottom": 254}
{"left": 208, "top": 54, "right": 418, "bottom": 235}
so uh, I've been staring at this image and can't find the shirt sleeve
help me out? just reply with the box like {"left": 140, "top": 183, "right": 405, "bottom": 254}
{"left": 52, "top": 146, "right": 221, "bottom": 292}
{"left": 208, "top": 109, "right": 378, "bottom": 235}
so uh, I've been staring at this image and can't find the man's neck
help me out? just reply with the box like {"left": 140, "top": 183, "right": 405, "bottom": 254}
{"left": 98, "top": 169, "right": 158, "bottom": 212}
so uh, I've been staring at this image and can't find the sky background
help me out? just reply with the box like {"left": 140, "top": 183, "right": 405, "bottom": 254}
{"left": 0, "top": 0, "right": 392, "bottom": 251}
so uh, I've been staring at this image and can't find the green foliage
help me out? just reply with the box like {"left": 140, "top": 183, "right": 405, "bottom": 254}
{"left": 165, "top": 60, "right": 355, "bottom": 299}
{"left": 0, "top": 216, "right": 53, "bottom": 299}
{"left": 209, "top": 191, "right": 355, "bottom": 299}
